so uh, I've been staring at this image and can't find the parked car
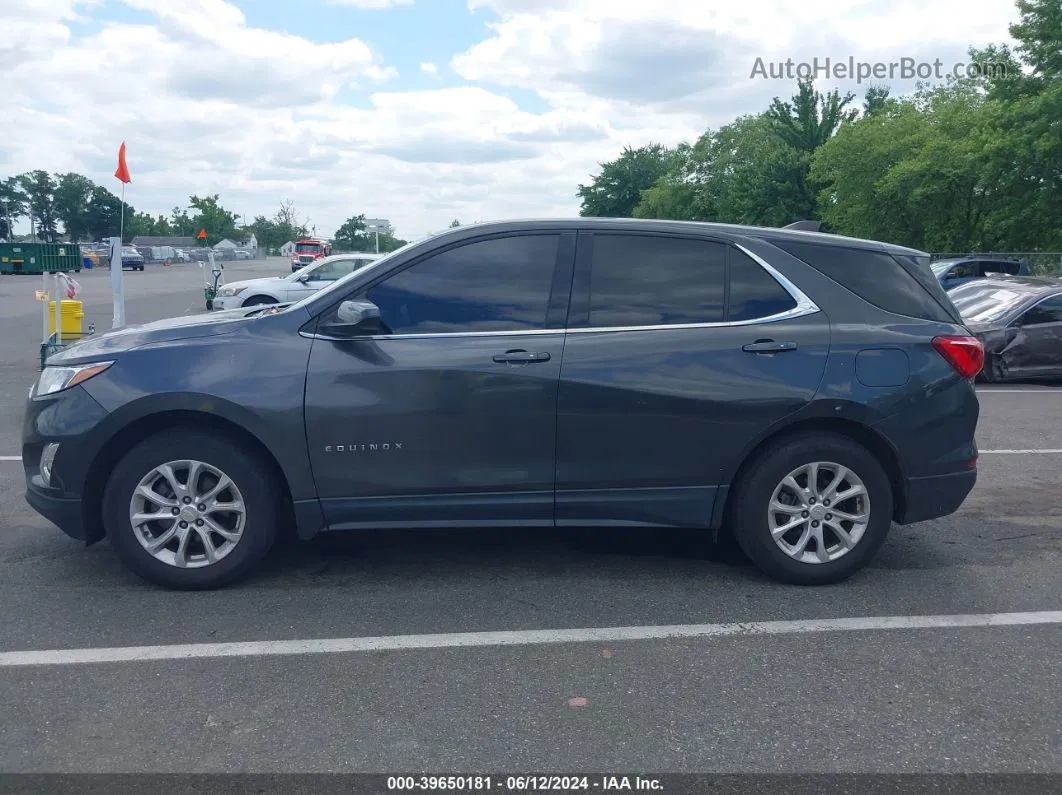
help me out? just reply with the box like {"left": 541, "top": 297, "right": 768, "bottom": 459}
{"left": 22, "top": 219, "right": 981, "bottom": 590}
{"left": 234, "top": 249, "right": 252, "bottom": 260}
{"left": 948, "top": 276, "right": 1062, "bottom": 382}
{"left": 118, "top": 245, "right": 144, "bottom": 271}
{"left": 211, "top": 253, "right": 381, "bottom": 310}
{"left": 930, "top": 256, "right": 1028, "bottom": 291}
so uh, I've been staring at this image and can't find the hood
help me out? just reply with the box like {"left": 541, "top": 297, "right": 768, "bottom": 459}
{"left": 220, "top": 275, "right": 291, "bottom": 292}
{"left": 47, "top": 306, "right": 265, "bottom": 364}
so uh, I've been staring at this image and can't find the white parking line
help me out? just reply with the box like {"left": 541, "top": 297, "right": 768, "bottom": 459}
{"left": 977, "top": 389, "right": 1061, "bottom": 393}
{"left": 2, "top": 610, "right": 1061, "bottom": 667}
{"left": 0, "top": 456, "right": 19, "bottom": 462}
{"left": 982, "top": 449, "right": 1062, "bottom": 454}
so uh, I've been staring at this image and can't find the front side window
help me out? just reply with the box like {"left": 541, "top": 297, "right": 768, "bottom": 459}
{"left": 1019, "top": 295, "right": 1062, "bottom": 326}
{"left": 588, "top": 234, "right": 726, "bottom": 327}
{"left": 357, "top": 234, "right": 560, "bottom": 334}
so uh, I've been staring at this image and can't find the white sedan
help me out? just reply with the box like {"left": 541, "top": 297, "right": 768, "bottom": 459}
{"left": 211, "top": 253, "right": 381, "bottom": 310}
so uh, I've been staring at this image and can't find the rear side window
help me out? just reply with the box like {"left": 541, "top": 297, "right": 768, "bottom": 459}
{"left": 588, "top": 235, "right": 726, "bottom": 327}
{"left": 773, "top": 241, "right": 957, "bottom": 323}
{"left": 728, "top": 247, "right": 797, "bottom": 321}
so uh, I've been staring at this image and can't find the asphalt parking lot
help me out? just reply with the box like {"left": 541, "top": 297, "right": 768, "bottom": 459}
{"left": 1, "top": 262, "right": 1061, "bottom": 775}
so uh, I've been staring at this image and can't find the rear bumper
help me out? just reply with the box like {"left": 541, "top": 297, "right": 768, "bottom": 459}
{"left": 896, "top": 468, "right": 977, "bottom": 524}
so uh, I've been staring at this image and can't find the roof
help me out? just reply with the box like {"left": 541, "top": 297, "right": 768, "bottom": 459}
{"left": 952, "top": 275, "right": 1062, "bottom": 295}
{"left": 130, "top": 236, "right": 197, "bottom": 247}
{"left": 427, "top": 218, "right": 929, "bottom": 258}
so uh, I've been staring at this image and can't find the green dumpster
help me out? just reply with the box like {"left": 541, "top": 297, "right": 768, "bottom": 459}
{"left": 0, "top": 242, "right": 82, "bottom": 275}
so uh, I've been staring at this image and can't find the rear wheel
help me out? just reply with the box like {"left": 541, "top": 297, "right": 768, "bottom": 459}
{"left": 730, "top": 432, "right": 893, "bottom": 585}
{"left": 102, "top": 429, "right": 283, "bottom": 589}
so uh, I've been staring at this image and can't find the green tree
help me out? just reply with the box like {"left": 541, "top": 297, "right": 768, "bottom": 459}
{"left": 18, "top": 170, "right": 60, "bottom": 241}
{"left": 577, "top": 144, "right": 674, "bottom": 217}
{"left": 0, "top": 177, "right": 27, "bottom": 240}
{"left": 333, "top": 214, "right": 366, "bottom": 251}
{"left": 1011, "top": 0, "right": 1062, "bottom": 79}
{"left": 53, "top": 172, "right": 95, "bottom": 242}
{"left": 635, "top": 114, "right": 812, "bottom": 225}
{"left": 449, "top": 218, "right": 461, "bottom": 228}
{"left": 863, "top": 85, "right": 892, "bottom": 116}
{"left": 188, "top": 194, "right": 238, "bottom": 245}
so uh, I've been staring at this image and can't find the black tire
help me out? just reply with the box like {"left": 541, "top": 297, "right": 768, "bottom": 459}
{"left": 102, "top": 429, "right": 283, "bottom": 590}
{"left": 242, "top": 295, "right": 277, "bottom": 306}
{"left": 729, "top": 431, "right": 893, "bottom": 585}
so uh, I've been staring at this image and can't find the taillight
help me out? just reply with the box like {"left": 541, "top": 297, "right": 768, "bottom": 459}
{"left": 932, "top": 335, "right": 984, "bottom": 379}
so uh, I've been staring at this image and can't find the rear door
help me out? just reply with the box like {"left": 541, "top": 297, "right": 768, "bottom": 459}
{"left": 555, "top": 231, "right": 830, "bottom": 528}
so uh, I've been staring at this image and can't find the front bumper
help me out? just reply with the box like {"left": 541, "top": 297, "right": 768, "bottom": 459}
{"left": 210, "top": 294, "right": 244, "bottom": 311}
{"left": 22, "top": 384, "right": 111, "bottom": 543}
{"left": 25, "top": 480, "right": 87, "bottom": 541}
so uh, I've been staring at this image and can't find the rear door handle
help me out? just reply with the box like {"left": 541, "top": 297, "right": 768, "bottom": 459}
{"left": 493, "top": 349, "right": 551, "bottom": 364}
{"left": 742, "top": 340, "right": 797, "bottom": 353}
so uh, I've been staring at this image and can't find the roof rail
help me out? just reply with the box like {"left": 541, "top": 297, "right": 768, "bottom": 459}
{"left": 782, "top": 220, "right": 823, "bottom": 232}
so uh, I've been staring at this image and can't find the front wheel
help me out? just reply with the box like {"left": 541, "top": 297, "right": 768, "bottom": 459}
{"left": 730, "top": 432, "right": 893, "bottom": 585}
{"left": 102, "top": 429, "right": 283, "bottom": 589}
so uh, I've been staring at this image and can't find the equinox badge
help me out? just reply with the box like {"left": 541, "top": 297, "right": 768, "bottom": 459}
{"left": 325, "top": 443, "right": 404, "bottom": 452}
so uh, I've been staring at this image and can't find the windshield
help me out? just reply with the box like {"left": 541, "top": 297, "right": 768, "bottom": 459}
{"left": 295, "top": 242, "right": 322, "bottom": 252}
{"left": 930, "top": 261, "right": 956, "bottom": 276}
{"left": 950, "top": 286, "right": 1031, "bottom": 323}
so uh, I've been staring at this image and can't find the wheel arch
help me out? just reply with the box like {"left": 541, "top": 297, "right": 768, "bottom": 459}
{"left": 80, "top": 409, "right": 301, "bottom": 545}
{"left": 711, "top": 415, "right": 907, "bottom": 535}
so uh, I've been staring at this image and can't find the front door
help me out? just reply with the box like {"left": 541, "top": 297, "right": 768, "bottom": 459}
{"left": 1011, "top": 294, "right": 1062, "bottom": 378}
{"left": 555, "top": 232, "right": 830, "bottom": 528}
{"left": 304, "top": 232, "right": 575, "bottom": 529}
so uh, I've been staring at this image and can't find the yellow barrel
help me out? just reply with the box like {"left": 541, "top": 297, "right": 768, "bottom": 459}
{"left": 48, "top": 300, "right": 84, "bottom": 338}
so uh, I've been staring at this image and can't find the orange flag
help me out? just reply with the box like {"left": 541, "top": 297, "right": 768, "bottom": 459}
{"left": 114, "top": 142, "right": 131, "bottom": 184}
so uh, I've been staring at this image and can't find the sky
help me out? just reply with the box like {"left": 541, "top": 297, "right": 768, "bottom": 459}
{"left": 2, "top": 0, "right": 1019, "bottom": 241}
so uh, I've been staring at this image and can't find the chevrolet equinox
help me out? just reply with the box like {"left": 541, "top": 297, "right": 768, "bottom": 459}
{"left": 22, "top": 219, "right": 982, "bottom": 589}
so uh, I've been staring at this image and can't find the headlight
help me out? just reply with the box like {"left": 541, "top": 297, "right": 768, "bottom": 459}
{"left": 34, "top": 361, "right": 114, "bottom": 398}
{"left": 217, "top": 286, "right": 246, "bottom": 297}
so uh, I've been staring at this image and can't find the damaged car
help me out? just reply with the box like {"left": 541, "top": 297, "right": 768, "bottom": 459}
{"left": 949, "top": 276, "right": 1062, "bottom": 382}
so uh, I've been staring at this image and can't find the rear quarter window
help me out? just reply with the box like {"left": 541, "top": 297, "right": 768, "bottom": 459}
{"left": 771, "top": 241, "right": 958, "bottom": 323}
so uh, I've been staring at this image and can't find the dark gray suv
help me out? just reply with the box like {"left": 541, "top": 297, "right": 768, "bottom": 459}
{"left": 22, "top": 219, "right": 982, "bottom": 590}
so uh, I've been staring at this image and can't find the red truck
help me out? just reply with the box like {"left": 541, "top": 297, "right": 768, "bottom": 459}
{"left": 290, "top": 238, "right": 332, "bottom": 272}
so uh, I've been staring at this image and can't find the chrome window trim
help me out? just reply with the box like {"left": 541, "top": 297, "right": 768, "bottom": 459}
{"left": 303, "top": 241, "right": 820, "bottom": 341}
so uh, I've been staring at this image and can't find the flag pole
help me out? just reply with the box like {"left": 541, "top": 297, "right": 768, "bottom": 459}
{"left": 119, "top": 182, "right": 125, "bottom": 247}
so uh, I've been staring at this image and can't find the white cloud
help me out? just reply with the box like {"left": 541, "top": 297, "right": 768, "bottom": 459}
{"left": 327, "top": 0, "right": 414, "bottom": 6}
{"left": 0, "top": 0, "right": 1021, "bottom": 240}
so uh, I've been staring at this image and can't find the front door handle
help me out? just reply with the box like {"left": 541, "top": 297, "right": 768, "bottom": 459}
{"left": 742, "top": 339, "right": 797, "bottom": 353}
{"left": 493, "top": 349, "right": 551, "bottom": 364}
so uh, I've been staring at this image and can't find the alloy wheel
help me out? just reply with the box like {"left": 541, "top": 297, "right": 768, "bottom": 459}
{"left": 128, "top": 459, "right": 246, "bottom": 568}
{"left": 767, "top": 461, "right": 871, "bottom": 564}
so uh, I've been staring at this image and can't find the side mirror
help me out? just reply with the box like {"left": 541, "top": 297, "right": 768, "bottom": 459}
{"left": 297, "top": 273, "right": 310, "bottom": 283}
{"left": 323, "top": 299, "right": 382, "bottom": 336}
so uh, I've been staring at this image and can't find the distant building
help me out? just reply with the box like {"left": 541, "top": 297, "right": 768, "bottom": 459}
{"left": 130, "top": 236, "right": 197, "bottom": 248}
{"left": 213, "top": 238, "right": 239, "bottom": 250}
{"left": 363, "top": 218, "right": 393, "bottom": 236}
{"left": 280, "top": 241, "right": 295, "bottom": 256}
